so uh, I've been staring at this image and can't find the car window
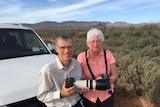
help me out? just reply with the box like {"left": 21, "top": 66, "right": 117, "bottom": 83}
{"left": 0, "top": 29, "right": 50, "bottom": 60}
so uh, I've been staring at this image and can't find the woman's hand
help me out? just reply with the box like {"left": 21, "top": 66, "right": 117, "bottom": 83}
{"left": 81, "top": 87, "right": 90, "bottom": 93}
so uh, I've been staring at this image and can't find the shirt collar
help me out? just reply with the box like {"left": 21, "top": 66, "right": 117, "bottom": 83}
{"left": 56, "top": 57, "right": 64, "bottom": 70}
{"left": 87, "top": 49, "right": 104, "bottom": 58}
{"left": 56, "top": 56, "right": 76, "bottom": 70}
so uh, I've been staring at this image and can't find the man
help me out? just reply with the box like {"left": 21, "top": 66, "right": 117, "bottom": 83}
{"left": 37, "top": 35, "right": 83, "bottom": 107}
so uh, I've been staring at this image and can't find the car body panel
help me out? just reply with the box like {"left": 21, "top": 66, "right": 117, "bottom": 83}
{"left": 0, "top": 54, "right": 56, "bottom": 105}
{"left": 0, "top": 23, "right": 56, "bottom": 106}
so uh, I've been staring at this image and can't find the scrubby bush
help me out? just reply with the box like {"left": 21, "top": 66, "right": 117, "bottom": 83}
{"left": 39, "top": 23, "right": 160, "bottom": 105}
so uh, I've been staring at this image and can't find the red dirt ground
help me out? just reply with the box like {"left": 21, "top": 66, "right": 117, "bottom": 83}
{"left": 114, "top": 95, "right": 158, "bottom": 107}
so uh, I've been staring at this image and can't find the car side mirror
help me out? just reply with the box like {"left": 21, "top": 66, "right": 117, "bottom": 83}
{"left": 47, "top": 43, "right": 54, "bottom": 51}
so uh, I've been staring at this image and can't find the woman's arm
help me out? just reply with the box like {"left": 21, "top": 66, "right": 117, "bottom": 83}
{"left": 109, "top": 63, "right": 118, "bottom": 83}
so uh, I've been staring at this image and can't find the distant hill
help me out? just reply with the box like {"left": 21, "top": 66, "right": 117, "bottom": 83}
{"left": 22, "top": 21, "right": 135, "bottom": 30}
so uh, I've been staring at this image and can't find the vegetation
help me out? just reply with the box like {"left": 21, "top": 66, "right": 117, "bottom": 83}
{"left": 36, "top": 23, "right": 160, "bottom": 105}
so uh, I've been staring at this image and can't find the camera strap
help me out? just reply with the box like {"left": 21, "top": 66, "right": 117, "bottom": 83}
{"left": 104, "top": 50, "right": 108, "bottom": 75}
{"left": 85, "top": 50, "right": 108, "bottom": 79}
{"left": 85, "top": 50, "right": 95, "bottom": 79}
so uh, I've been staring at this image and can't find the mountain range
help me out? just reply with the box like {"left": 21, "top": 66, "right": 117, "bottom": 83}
{"left": 22, "top": 21, "right": 153, "bottom": 30}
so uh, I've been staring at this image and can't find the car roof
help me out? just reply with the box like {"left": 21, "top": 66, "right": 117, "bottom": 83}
{"left": 0, "top": 23, "right": 30, "bottom": 30}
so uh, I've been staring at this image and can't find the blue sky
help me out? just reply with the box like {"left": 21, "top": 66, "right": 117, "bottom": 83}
{"left": 0, "top": 0, "right": 160, "bottom": 24}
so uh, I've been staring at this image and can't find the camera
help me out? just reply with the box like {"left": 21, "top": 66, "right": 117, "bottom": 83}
{"left": 65, "top": 75, "right": 112, "bottom": 94}
{"left": 66, "top": 77, "right": 75, "bottom": 88}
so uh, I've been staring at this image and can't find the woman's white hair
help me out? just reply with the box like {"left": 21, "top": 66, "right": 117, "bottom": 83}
{"left": 87, "top": 28, "right": 104, "bottom": 42}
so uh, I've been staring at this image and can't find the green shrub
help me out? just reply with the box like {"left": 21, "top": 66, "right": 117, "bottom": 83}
{"left": 41, "top": 23, "right": 160, "bottom": 104}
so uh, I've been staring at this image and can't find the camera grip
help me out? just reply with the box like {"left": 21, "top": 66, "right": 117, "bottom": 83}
{"left": 96, "top": 77, "right": 111, "bottom": 90}
{"left": 65, "top": 78, "right": 75, "bottom": 88}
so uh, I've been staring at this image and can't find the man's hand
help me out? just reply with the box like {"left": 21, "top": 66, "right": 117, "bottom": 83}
{"left": 60, "top": 81, "right": 76, "bottom": 97}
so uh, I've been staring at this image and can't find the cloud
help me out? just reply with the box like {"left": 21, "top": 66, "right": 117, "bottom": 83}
{"left": 1, "top": 0, "right": 107, "bottom": 23}
{"left": 0, "top": 0, "right": 160, "bottom": 23}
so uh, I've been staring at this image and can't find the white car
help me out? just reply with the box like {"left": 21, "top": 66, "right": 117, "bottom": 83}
{"left": 0, "top": 23, "right": 56, "bottom": 107}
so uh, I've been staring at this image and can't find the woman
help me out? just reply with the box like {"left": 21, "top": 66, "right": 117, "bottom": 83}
{"left": 77, "top": 28, "right": 118, "bottom": 107}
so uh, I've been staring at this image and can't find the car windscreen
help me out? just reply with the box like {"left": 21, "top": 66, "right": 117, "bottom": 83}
{"left": 0, "top": 29, "right": 50, "bottom": 60}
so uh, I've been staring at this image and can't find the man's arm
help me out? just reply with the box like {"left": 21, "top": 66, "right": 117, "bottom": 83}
{"left": 37, "top": 67, "right": 60, "bottom": 103}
